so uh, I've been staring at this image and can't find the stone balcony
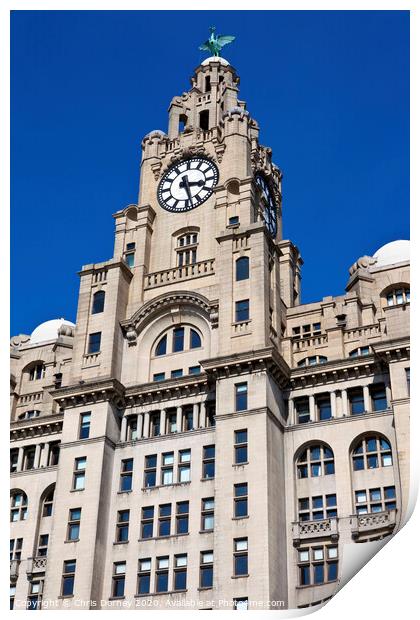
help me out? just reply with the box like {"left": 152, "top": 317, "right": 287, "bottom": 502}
{"left": 292, "top": 518, "right": 339, "bottom": 546}
{"left": 292, "top": 334, "right": 328, "bottom": 352}
{"left": 10, "top": 559, "right": 20, "bottom": 582}
{"left": 350, "top": 509, "right": 397, "bottom": 540}
{"left": 144, "top": 258, "right": 215, "bottom": 290}
{"left": 26, "top": 556, "right": 47, "bottom": 575}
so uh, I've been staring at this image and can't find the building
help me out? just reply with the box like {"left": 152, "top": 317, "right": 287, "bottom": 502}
{"left": 10, "top": 53, "right": 410, "bottom": 611}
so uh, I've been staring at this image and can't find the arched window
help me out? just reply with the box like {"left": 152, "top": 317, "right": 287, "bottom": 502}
{"left": 236, "top": 257, "right": 249, "bottom": 281}
{"left": 42, "top": 487, "right": 55, "bottom": 517}
{"left": 153, "top": 326, "right": 202, "bottom": 358}
{"left": 190, "top": 329, "right": 201, "bottom": 349}
{"left": 92, "top": 290, "right": 105, "bottom": 314}
{"left": 28, "top": 363, "right": 45, "bottom": 381}
{"left": 155, "top": 334, "right": 167, "bottom": 356}
{"left": 352, "top": 435, "right": 393, "bottom": 471}
{"left": 349, "top": 346, "right": 370, "bottom": 358}
{"left": 297, "top": 356, "right": 328, "bottom": 367}
{"left": 384, "top": 286, "right": 410, "bottom": 307}
{"left": 10, "top": 491, "right": 28, "bottom": 522}
{"left": 297, "top": 444, "right": 335, "bottom": 478}
{"left": 176, "top": 232, "right": 198, "bottom": 267}
{"left": 18, "top": 410, "right": 40, "bottom": 421}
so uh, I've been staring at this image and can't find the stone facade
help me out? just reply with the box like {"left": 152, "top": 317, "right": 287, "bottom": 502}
{"left": 10, "top": 56, "right": 410, "bottom": 611}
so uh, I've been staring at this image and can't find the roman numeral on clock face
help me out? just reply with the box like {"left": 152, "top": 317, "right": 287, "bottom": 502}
{"left": 157, "top": 157, "right": 219, "bottom": 213}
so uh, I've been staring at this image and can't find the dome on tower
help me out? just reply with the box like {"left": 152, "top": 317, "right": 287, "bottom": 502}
{"left": 30, "top": 318, "right": 75, "bottom": 345}
{"left": 201, "top": 56, "right": 229, "bottom": 66}
{"left": 373, "top": 240, "right": 410, "bottom": 268}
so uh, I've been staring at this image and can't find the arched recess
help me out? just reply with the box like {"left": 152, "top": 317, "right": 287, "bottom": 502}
{"left": 294, "top": 441, "right": 336, "bottom": 523}
{"left": 31, "top": 484, "right": 56, "bottom": 558}
{"left": 10, "top": 488, "right": 28, "bottom": 522}
{"left": 380, "top": 282, "right": 410, "bottom": 308}
{"left": 349, "top": 432, "right": 398, "bottom": 522}
{"left": 122, "top": 291, "right": 216, "bottom": 385}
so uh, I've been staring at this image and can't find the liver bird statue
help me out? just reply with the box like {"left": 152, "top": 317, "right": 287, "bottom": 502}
{"left": 199, "top": 26, "right": 235, "bottom": 57}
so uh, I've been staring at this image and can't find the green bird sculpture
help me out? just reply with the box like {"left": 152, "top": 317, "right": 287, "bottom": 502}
{"left": 199, "top": 26, "right": 235, "bottom": 57}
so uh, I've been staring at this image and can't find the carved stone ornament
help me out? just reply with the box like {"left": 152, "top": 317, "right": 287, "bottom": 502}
{"left": 349, "top": 255, "right": 378, "bottom": 276}
{"left": 126, "top": 327, "right": 138, "bottom": 347}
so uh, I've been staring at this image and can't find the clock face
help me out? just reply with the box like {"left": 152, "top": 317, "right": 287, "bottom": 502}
{"left": 255, "top": 174, "right": 277, "bottom": 237}
{"left": 157, "top": 158, "right": 219, "bottom": 212}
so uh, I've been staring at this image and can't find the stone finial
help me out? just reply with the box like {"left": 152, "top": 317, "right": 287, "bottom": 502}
{"left": 348, "top": 255, "right": 377, "bottom": 276}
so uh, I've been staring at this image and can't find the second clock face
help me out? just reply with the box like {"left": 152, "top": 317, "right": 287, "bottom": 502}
{"left": 256, "top": 174, "right": 277, "bottom": 238}
{"left": 157, "top": 158, "right": 219, "bottom": 212}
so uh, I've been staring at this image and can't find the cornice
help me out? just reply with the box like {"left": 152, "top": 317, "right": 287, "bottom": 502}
{"left": 125, "top": 373, "right": 212, "bottom": 407}
{"left": 11, "top": 416, "right": 63, "bottom": 442}
{"left": 289, "top": 355, "right": 382, "bottom": 390}
{"left": 53, "top": 377, "right": 126, "bottom": 410}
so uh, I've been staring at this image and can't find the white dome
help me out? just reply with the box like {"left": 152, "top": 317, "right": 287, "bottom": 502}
{"left": 201, "top": 56, "right": 229, "bottom": 66}
{"left": 30, "top": 318, "right": 75, "bottom": 345}
{"left": 373, "top": 240, "right": 410, "bottom": 268}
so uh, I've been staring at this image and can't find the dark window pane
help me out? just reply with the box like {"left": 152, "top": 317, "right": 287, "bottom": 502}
{"left": 325, "top": 461, "right": 335, "bottom": 475}
{"left": 145, "top": 455, "right": 157, "bottom": 468}
{"left": 141, "top": 523, "right": 153, "bottom": 539}
{"left": 236, "top": 257, "right": 249, "bottom": 281}
{"left": 235, "top": 383, "right": 248, "bottom": 411}
{"left": 300, "top": 565, "right": 310, "bottom": 586}
{"left": 155, "top": 335, "right": 167, "bottom": 356}
{"left": 235, "top": 555, "right": 248, "bottom": 576}
{"left": 235, "top": 430, "right": 247, "bottom": 444}
{"left": 88, "top": 332, "right": 101, "bottom": 354}
{"left": 138, "top": 575, "right": 150, "bottom": 594}
{"left": 235, "top": 446, "right": 248, "bottom": 464}
{"left": 113, "top": 578, "right": 125, "bottom": 597}
{"left": 120, "top": 475, "right": 132, "bottom": 492}
{"left": 235, "top": 300, "right": 249, "bottom": 322}
{"left": 145, "top": 472, "right": 156, "bottom": 487}
{"left": 62, "top": 576, "right": 74, "bottom": 596}
{"left": 353, "top": 457, "right": 364, "bottom": 471}
{"left": 173, "top": 328, "right": 185, "bottom": 352}
{"left": 174, "top": 569, "right": 187, "bottom": 591}
{"left": 314, "top": 564, "right": 324, "bottom": 584}
{"left": 200, "top": 566, "right": 213, "bottom": 588}
{"left": 318, "top": 399, "right": 331, "bottom": 420}
{"left": 203, "top": 462, "right": 215, "bottom": 478}
{"left": 367, "top": 455, "right": 378, "bottom": 469}
{"left": 203, "top": 445, "right": 215, "bottom": 459}
{"left": 328, "top": 561, "right": 338, "bottom": 581}
{"left": 177, "top": 502, "right": 189, "bottom": 514}
{"left": 190, "top": 330, "right": 201, "bottom": 349}
{"left": 159, "top": 521, "right": 170, "bottom": 536}
{"left": 156, "top": 572, "right": 168, "bottom": 592}
{"left": 68, "top": 524, "right": 79, "bottom": 540}
{"left": 177, "top": 516, "right": 189, "bottom": 534}
{"left": 235, "top": 499, "right": 248, "bottom": 517}
{"left": 92, "top": 291, "right": 105, "bottom": 314}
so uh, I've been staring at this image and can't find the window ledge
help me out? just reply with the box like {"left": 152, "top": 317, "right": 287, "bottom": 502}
{"left": 69, "top": 489, "right": 85, "bottom": 493}
{"left": 232, "top": 516, "right": 249, "bottom": 521}
{"left": 64, "top": 539, "right": 80, "bottom": 543}
{"left": 142, "top": 481, "right": 191, "bottom": 492}
{"left": 135, "top": 590, "right": 188, "bottom": 598}
{"left": 113, "top": 541, "right": 129, "bottom": 545}
{"left": 199, "top": 530, "right": 214, "bottom": 534}
{"left": 117, "top": 490, "right": 133, "bottom": 495}
{"left": 233, "top": 462, "right": 249, "bottom": 467}
{"left": 197, "top": 587, "right": 213, "bottom": 592}
{"left": 200, "top": 477, "right": 215, "bottom": 482}
{"left": 231, "top": 574, "right": 249, "bottom": 579}
{"left": 138, "top": 533, "right": 189, "bottom": 542}
{"left": 109, "top": 596, "right": 126, "bottom": 601}
{"left": 296, "top": 580, "right": 337, "bottom": 590}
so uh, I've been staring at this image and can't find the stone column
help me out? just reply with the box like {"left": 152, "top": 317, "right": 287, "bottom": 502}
{"left": 34, "top": 444, "right": 41, "bottom": 469}
{"left": 120, "top": 416, "right": 127, "bottom": 442}
{"left": 363, "top": 385, "right": 370, "bottom": 413}
{"left": 330, "top": 391, "right": 337, "bottom": 419}
{"left": 143, "top": 412, "right": 150, "bottom": 439}
{"left": 309, "top": 395, "right": 316, "bottom": 422}
{"left": 198, "top": 402, "right": 206, "bottom": 428}
{"left": 288, "top": 398, "right": 294, "bottom": 424}
{"left": 341, "top": 389, "right": 348, "bottom": 416}
{"left": 160, "top": 410, "right": 166, "bottom": 436}
{"left": 17, "top": 447, "right": 24, "bottom": 472}
{"left": 176, "top": 406, "right": 183, "bottom": 433}
{"left": 40, "top": 444, "right": 49, "bottom": 468}
{"left": 137, "top": 413, "right": 143, "bottom": 440}
{"left": 193, "top": 403, "right": 199, "bottom": 429}
{"left": 385, "top": 380, "right": 392, "bottom": 409}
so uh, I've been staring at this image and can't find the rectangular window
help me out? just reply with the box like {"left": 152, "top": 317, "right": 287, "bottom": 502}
{"left": 61, "top": 560, "right": 76, "bottom": 597}
{"left": 189, "top": 365, "right": 201, "bottom": 375}
{"left": 37, "top": 534, "right": 49, "bottom": 557}
{"left": 316, "top": 395, "right": 331, "bottom": 421}
{"left": 370, "top": 384, "right": 388, "bottom": 412}
{"left": 141, "top": 506, "right": 154, "bottom": 539}
{"left": 116, "top": 510, "right": 130, "bottom": 543}
{"left": 176, "top": 501, "right": 189, "bottom": 534}
{"left": 234, "top": 538, "right": 248, "bottom": 576}
{"left": 171, "top": 369, "right": 183, "bottom": 379}
{"left": 167, "top": 409, "right": 177, "bottom": 433}
{"left": 234, "top": 483, "right": 248, "bottom": 518}
{"left": 137, "top": 558, "right": 151, "bottom": 595}
{"left": 229, "top": 216, "right": 239, "bottom": 226}
{"left": 295, "top": 397, "right": 310, "bottom": 424}
{"left": 112, "top": 562, "right": 126, "bottom": 598}
{"left": 235, "top": 299, "right": 249, "bottom": 322}
{"left": 298, "top": 546, "right": 338, "bottom": 586}
{"left": 201, "top": 498, "right": 215, "bottom": 531}
{"left": 234, "top": 430, "right": 248, "bottom": 464}
{"left": 161, "top": 452, "right": 174, "bottom": 485}
{"left": 172, "top": 327, "right": 185, "bottom": 353}
{"left": 298, "top": 494, "right": 337, "bottom": 521}
{"left": 200, "top": 551, "right": 213, "bottom": 588}
{"left": 158, "top": 504, "right": 171, "bottom": 537}
{"left": 205, "top": 402, "right": 216, "bottom": 427}
{"left": 203, "top": 445, "right": 215, "bottom": 479}
{"left": 235, "top": 382, "right": 248, "bottom": 412}
{"left": 119, "top": 458, "right": 133, "bottom": 492}
{"left": 349, "top": 388, "right": 364, "bottom": 415}
{"left": 144, "top": 455, "right": 157, "bottom": 488}
{"left": 87, "top": 332, "right": 101, "bottom": 354}
{"left": 155, "top": 557, "right": 169, "bottom": 593}
{"left": 150, "top": 412, "right": 161, "bottom": 437}
{"left": 153, "top": 372, "right": 165, "bottom": 383}
{"left": 174, "top": 554, "right": 188, "bottom": 591}
{"left": 79, "top": 413, "right": 91, "bottom": 440}
{"left": 10, "top": 538, "right": 23, "bottom": 561}
{"left": 178, "top": 449, "right": 191, "bottom": 482}
{"left": 72, "top": 457, "right": 86, "bottom": 490}
{"left": 125, "top": 252, "right": 135, "bottom": 268}
{"left": 405, "top": 368, "right": 410, "bottom": 395}
{"left": 355, "top": 486, "right": 396, "bottom": 514}
{"left": 67, "top": 508, "right": 81, "bottom": 541}
{"left": 127, "top": 416, "right": 138, "bottom": 440}
{"left": 234, "top": 598, "right": 249, "bottom": 610}
{"left": 183, "top": 406, "right": 194, "bottom": 431}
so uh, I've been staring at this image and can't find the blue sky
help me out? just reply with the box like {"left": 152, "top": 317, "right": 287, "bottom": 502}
{"left": 11, "top": 10, "right": 409, "bottom": 336}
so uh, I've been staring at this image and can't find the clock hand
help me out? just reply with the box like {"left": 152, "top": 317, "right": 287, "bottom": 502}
{"left": 179, "top": 179, "right": 205, "bottom": 188}
{"left": 181, "top": 175, "right": 194, "bottom": 206}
